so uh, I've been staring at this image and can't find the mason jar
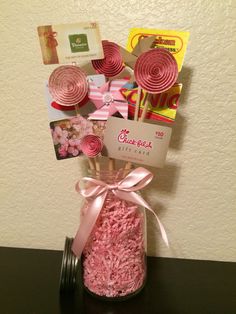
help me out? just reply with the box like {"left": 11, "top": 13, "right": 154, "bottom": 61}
{"left": 80, "top": 169, "right": 147, "bottom": 300}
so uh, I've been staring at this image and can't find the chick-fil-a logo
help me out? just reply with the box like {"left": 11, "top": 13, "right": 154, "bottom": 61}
{"left": 118, "top": 129, "right": 153, "bottom": 149}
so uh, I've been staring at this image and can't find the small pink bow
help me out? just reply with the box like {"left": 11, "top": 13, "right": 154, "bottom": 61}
{"left": 88, "top": 79, "right": 129, "bottom": 120}
{"left": 44, "top": 31, "right": 58, "bottom": 48}
{"left": 72, "top": 167, "right": 168, "bottom": 258}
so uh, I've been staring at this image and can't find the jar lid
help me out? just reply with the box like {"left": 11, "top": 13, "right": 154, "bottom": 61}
{"left": 59, "top": 237, "right": 79, "bottom": 292}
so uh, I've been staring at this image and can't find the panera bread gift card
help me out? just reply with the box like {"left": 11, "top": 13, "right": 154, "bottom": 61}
{"left": 103, "top": 117, "right": 172, "bottom": 168}
{"left": 37, "top": 22, "right": 104, "bottom": 64}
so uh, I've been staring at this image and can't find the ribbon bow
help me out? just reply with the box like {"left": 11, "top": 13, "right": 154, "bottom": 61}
{"left": 44, "top": 31, "right": 58, "bottom": 48}
{"left": 88, "top": 79, "right": 129, "bottom": 120}
{"left": 72, "top": 167, "right": 168, "bottom": 258}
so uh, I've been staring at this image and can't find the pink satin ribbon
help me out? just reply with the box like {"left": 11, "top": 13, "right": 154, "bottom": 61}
{"left": 72, "top": 167, "right": 169, "bottom": 258}
{"left": 44, "top": 31, "right": 58, "bottom": 48}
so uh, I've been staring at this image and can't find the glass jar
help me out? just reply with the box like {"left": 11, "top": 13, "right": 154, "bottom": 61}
{"left": 80, "top": 169, "right": 147, "bottom": 300}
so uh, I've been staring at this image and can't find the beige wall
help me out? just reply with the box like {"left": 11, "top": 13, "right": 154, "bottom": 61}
{"left": 0, "top": 0, "right": 235, "bottom": 262}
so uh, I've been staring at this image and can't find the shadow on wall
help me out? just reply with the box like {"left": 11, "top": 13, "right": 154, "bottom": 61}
{"left": 145, "top": 66, "right": 193, "bottom": 257}
{"left": 144, "top": 166, "right": 187, "bottom": 257}
{"left": 142, "top": 163, "right": 181, "bottom": 255}
{"left": 142, "top": 163, "right": 181, "bottom": 195}
{"left": 146, "top": 200, "right": 167, "bottom": 256}
{"left": 147, "top": 206, "right": 187, "bottom": 258}
{"left": 178, "top": 66, "right": 193, "bottom": 108}
{"left": 169, "top": 112, "right": 187, "bottom": 150}
{"left": 169, "top": 66, "right": 193, "bottom": 150}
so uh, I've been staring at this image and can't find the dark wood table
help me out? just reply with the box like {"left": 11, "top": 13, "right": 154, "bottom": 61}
{"left": 0, "top": 247, "right": 235, "bottom": 314}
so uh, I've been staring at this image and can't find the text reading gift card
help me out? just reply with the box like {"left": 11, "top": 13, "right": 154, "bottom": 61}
{"left": 37, "top": 22, "right": 104, "bottom": 65}
{"left": 103, "top": 117, "right": 172, "bottom": 168}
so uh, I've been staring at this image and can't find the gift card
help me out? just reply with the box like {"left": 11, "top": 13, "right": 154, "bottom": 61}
{"left": 46, "top": 74, "right": 107, "bottom": 160}
{"left": 121, "top": 83, "right": 182, "bottom": 123}
{"left": 37, "top": 22, "right": 104, "bottom": 65}
{"left": 45, "top": 82, "right": 77, "bottom": 121}
{"left": 127, "top": 28, "right": 190, "bottom": 71}
{"left": 50, "top": 117, "right": 106, "bottom": 160}
{"left": 102, "top": 117, "right": 172, "bottom": 168}
{"left": 45, "top": 74, "right": 106, "bottom": 122}
{"left": 87, "top": 74, "right": 106, "bottom": 87}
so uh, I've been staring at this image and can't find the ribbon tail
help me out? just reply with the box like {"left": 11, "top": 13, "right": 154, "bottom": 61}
{"left": 114, "top": 190, "right": 169, "bottom": 247}
{"left": 72, "top": 191, "right": 107, "bottom": 258}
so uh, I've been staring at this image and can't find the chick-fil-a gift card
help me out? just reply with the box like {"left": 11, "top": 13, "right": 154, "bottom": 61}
{"left": 102, "top": 117, "right": 172, "bottom": 168}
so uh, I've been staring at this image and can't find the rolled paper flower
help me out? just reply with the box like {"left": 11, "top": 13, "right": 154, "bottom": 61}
{"left": 80, "top": 135, "right": 103, "bottom": 158}
{"left": 134, "top": 48, "right": 178, "bottom": 94}
{"left": 49, "top": 65, "right": 88, "bottom": 106}
{"left": 91, "top": 40, "right": 124, "bottom": 78}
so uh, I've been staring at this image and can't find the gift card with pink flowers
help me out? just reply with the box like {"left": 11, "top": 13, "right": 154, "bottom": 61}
{"left": 50, "top": 117, "right": 106, "bottom": 160}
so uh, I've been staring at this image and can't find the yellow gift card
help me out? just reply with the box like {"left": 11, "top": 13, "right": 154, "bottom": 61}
{"left": 127, "top": 28, "right": 189, "bottom": 71}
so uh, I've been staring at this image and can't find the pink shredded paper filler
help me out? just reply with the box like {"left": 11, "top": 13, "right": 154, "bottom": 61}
{"left": 82, "top": 193, "right": 146, "bottom": 298}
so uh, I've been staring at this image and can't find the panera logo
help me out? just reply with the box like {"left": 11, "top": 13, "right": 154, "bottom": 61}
{"left": 69, "top": 34, "right": 89, "bottom": 53}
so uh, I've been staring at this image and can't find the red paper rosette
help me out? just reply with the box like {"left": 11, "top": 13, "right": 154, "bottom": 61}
{"left": 134, "top": 48, "right": 178, "bottom": 94}
{"left": 92, "top": 40, "right": 124, "bottom": 78}
{"left": 48, "top": 65, "right": 88, "bottom": 106}
{"left": 80, "top": 135, "right": 103, "bottom": 157}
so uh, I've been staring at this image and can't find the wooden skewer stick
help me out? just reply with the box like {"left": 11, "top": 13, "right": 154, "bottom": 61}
{"left": 105, "top": 77, "right": 116, "bottom": 172}
{"left": 95, "top": 156, "right": 100, "bottom": 172}
{"left": 88, "top": 158, "right": 96, "bottom": 171}
{"left": 75, "top": 99, "right": 80, "bottom": 116}
{"left": 124, "top": 86, "right": 144, "bottom": 171}
{"left": 108, "top": 158, "right": 115, "bottom": 171}
{"left": 124, "top": 161, "right": 132, "bottom": 170}
{"left": 134, "top": 86, "right": 142, "bottom": 121}
{"left": 139, "top": 93, "right": 151, "bottom": 122}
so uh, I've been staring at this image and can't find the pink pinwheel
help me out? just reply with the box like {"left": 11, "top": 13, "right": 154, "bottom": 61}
{"left": 88, "top": 79, "right": 129, "bottom": 120}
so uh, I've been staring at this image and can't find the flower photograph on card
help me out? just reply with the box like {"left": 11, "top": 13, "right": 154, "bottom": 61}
{"left": 50, "top": 116, "right": 107, "bottom": 160}
{"left": 50, "top": 116, "right": 93, "bottom": 159}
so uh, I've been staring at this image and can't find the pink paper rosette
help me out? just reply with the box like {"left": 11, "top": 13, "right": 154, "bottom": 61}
{"left": 92, "top": 40, "right": 124, "bottom": 78}
{"left": 48, "top": 65, "right": 88, "bottom": 106}
{"left": 134, "top": 48, "right": 178, "bottom": 93}
{"left": 80, "top": 134, "right": 103, "bottom": 157}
